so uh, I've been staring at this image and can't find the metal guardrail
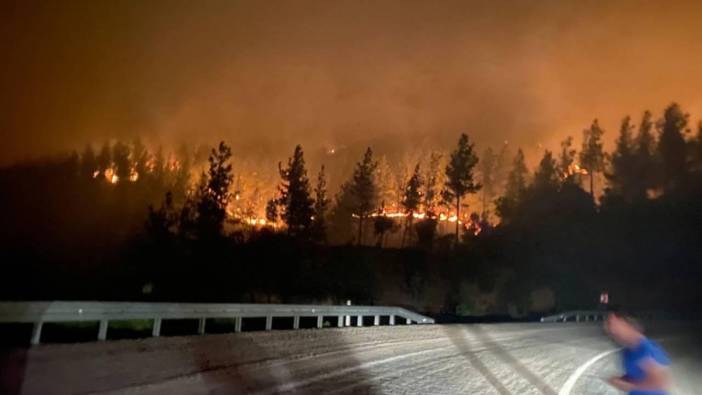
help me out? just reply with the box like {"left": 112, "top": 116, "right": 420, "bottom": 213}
{"left": 540, "top": 310, "right": 697, "bottom": 323}
{"left": 540, "top": 310, "right": 607, "bottom": 323}
{"left": 0, "top": 301, "right": 434, "bottom": 345}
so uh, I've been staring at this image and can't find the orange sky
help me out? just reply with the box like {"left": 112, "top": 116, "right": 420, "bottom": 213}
{"left": 2, "top": 0, "right": 702, "bottom": 166}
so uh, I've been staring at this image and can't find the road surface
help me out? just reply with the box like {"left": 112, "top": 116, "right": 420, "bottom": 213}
{"left": 2, "top": 322, "right": 700, "bottom": 394}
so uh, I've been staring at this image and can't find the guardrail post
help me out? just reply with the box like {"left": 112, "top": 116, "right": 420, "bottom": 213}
{"left": 357, "top": 315, "right": 363, "bottom": 327}
{"left": 389, "top": 315, "right": 395, "bottom": 326}
{"left": 98, "top": 319, "right": 109, "bottom": 341}
{"left": 406, "top": 317, "right": 411, "bottom": 325}
{"left": 31, "top": 322, "right": 43, "bottom": 345}
{"left": 235, "top": 317, "right": 242, "bottom": 332}
{"left": 337, "top": 315, "right": 343, "bottom": 327}
{"left": 198, "top": 318, "right": 206, "bottom": 335}
{"left": 345, "top": 315, "right": 350, "bottom": 326}
{"left": 373, "top": 315, "right": 379, "bottom": 326}
{"left": 293, "top": 316, "right": 300, "bottom": 329}
{"left": 265, "top": 316, "right": 273, "bottom": 331}
{"left": 152, "top": 318, "right": 162, "bottom": 337}
{"left": 316, "top": 316, "right": 323, "bottom": 329}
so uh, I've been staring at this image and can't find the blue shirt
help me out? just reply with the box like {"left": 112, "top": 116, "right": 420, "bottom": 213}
{"left": 622, "top": 337, "right": 671, "bottom": 395}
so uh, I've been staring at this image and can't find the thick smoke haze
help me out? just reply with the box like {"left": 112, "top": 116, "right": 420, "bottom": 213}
{"left": 2, "top": 0, "right": 702, "bottom": 167}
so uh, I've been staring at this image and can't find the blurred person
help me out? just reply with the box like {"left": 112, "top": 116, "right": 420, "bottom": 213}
{"left": 605, "top": 312, "right": 671, "bottom": 395}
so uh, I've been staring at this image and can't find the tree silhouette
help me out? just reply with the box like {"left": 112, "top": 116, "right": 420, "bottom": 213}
{"left": 277, "top": 145, "right": 314, "bottom": 237}
{"left": 350, "top": 148, "right": 378, "bottom": 245}
{"left": 311, "top": 165, "right": 330, "bottom": 243}
{"left": 495, "top": 149, "right": 528, "bottom": 222}
{"left": 374, "top": 155, "right": 398, "bottom": 214}
{"left": 606, "top": 116, "right": 638, "bottom": 201}
{"left": 145, "top": 191, "right": 178, "bottom": 242}
{"left": 328, "top": 180, "right": 357, "bottom": 244}
{"left": 195, "top": 141, "right": 233, "bottom": 239}
{"left": 423, "top": 151, "right": 443, "bottom": 216}
{"left": 533, "top": 150, "right": 559, "bottom": 191}
{"left": 265, "top": 197, "right": 279, "bottom": 224}
{"left": 401, "top": 163, "right": 422, "bottom": 246}
{"left": 658, "top": 103, "right": 689, "bottom": 192}
{"left": 580, "top": 119, "right": 606, "bottom": 201}
{"left": 558, "top": 136, "right": 577, "bottom": 183}
{"left": 630, "top": 110, "right": 659, "bottom": 199}
{"left": 442, "top": 133, "right": 481, "bottom": 244}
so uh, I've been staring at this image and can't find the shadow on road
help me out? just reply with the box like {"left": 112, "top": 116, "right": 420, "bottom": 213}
{"left": 443, "top": 325, "right": 512, "bottom": 395}
{"left": 443, "top": 324, "right": 557, "bottom": 395}
{"left": 0, "top": 319, "right": 377, "bottom": 395}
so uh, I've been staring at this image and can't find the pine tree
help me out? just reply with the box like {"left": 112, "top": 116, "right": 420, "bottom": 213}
{"left": 632, "top": 110, "right": 658, "bottom": 199}
{"left": 558, "top": 136, "right": 577, "bottom": 183}
{"left": 580, "top": 119, "right": 606, "bottom": 201}
{"left": 351, "top": 148, "right": 378, "bottom": 245}
{"left": 533, "top": 150, "right": 559, "bottom": 191}
{"left": 311, "top": 165, "right": 330, "bottom": 242}
{"left": 145, "top": 191, "right": 178, "bottom": 241}
{"left": 607, "top": 116, "right": 637, "bottom": 201}
{"left": 374, "top": 155, "right": 398, "bottom": 213}
{"left": 442, "top": 133, "right": 481, "bottom": 244}
{"left": 423, "top": 151, "right": 442, "bottom": 216}
{"left": 401, "top": 163, "right": 422, "bottom": 246}
{"left": 658, "top": 103, "right": 689, "bottom": 192}
{"left": 195, "top": 141, "right": 234, "bottom": 239}
{"left": 328, "top": 180, "right": 357, "bottom": 244}
{"left": 495, "top": 149, "right": 529, "bottom": 221}
{"left": 277, "top": 145, "right": 314, "bottom": 237}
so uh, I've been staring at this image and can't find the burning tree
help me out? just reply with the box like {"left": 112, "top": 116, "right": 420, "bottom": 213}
{"left": 442, "top": 133, "right": 481, "bottom": 244}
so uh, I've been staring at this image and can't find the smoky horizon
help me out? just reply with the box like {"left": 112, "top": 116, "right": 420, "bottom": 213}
{"left": 3, "top": 0, "right": 702, "bottom": 167}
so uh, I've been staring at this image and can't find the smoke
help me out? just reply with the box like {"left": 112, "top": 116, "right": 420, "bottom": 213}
{"left": 2, "top": 0, "right": 702, "bottom": 167}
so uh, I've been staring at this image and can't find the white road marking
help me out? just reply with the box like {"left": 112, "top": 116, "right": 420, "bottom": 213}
{"left": 558, "top": 348, "right": 620, "bottom": 395}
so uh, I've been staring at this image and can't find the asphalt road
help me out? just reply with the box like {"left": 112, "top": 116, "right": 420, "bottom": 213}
{"left": 2, "top": 322, "right": 700, "bottom": 394}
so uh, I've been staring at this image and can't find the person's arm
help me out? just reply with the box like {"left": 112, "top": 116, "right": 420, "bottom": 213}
{"left": 607, "top": 376, "right": 635, "bottom": 392}
{"left": 628, "top": 358, "right": 670, "bottom": 392}
{"left": 608, "top": 358, "right": 670, "bottom": 392}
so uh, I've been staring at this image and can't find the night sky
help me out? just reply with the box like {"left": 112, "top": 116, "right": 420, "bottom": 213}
{"left": 2, "top": 0, "right": 702, "bottom": 165}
